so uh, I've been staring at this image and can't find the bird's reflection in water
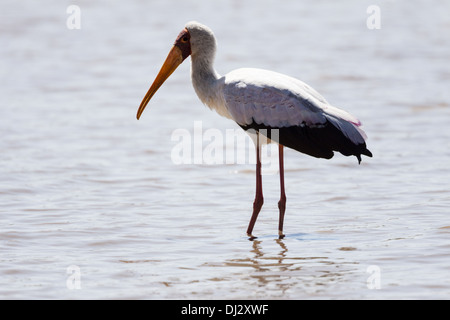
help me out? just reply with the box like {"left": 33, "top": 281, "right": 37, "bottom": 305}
{"left": 220, "top": 239, "right": 296, "bottom": 295}
{"left": 249, "top": 239, "right": 289, "bottom": 266}
{"left": 215, "top": 237, "right": 355, "bottom": 297}
{"left": 226, "top": 239, "right": 299, "bottom": 271}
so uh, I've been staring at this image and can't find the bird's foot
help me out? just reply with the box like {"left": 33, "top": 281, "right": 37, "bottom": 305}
{"left": 247, "top": 233, "right": 257, "bottom": 241}
{"left": 278, "top": 230, "right": 285, "bottom": 239}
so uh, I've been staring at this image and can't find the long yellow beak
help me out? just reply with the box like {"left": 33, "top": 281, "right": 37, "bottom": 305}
{"left": 136, "top": 45, "right": 184, "bottom": 120}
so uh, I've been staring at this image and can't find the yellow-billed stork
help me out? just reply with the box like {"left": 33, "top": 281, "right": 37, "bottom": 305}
{"left": 136, "top": 21, "right": 372, "bottom": 239}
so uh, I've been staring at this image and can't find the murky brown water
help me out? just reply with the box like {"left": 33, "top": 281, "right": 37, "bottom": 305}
{"left": 1, "top": 0, "right": 449, "bottom": 299}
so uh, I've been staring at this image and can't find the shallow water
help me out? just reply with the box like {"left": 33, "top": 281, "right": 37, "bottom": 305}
{"left": 1, "top": 0, "right": 450, "bottom": 299}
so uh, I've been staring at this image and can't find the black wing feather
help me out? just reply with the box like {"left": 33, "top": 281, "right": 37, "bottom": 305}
{"left": 240, "top": 120, "right": 373, "bottom": 164}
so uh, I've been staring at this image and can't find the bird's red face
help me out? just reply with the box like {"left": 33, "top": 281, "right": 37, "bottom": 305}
{"left": 137, "top": 28, "right": 192, "bottom": 120}
{"left": 174, "top": 28, "right": 192, "bottom": 61}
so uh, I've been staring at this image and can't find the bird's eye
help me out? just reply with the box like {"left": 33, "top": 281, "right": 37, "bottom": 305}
{"left": 181, "top": 36, "right": 188, "bottom": 42}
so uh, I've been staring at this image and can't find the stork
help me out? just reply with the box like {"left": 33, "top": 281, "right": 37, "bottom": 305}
{"left": 136, "top": 22, "right": 372, "bottom": 239}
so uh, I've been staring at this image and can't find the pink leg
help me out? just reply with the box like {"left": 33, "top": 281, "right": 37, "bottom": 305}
{"left": 246, "top": 133, "right": 264, "bottom": 239}
{"left": 278, "top": 144, "right": 286, "bottom": 239}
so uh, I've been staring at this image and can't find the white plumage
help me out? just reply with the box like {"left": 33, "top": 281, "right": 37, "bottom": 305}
{"left": 221, "top": 68, "right": 366, "bottom": 145}
{"left": 136, "top": 21, "right": 372, "bottom": 239}
{"left": 185, "top": 22, "right": 369, "bottom": 148}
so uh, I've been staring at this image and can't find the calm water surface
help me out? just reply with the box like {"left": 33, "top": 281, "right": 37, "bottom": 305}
{"left": 1, "top": 0, "right": 449, "bottom": 299}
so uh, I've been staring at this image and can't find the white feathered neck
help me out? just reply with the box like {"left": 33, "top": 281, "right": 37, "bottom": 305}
{"left": 185, "top": 21, "right": 231, "bottom": 119}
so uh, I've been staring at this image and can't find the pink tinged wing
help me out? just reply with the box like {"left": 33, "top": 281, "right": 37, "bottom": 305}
{"left": 222, "top": 68, "right": 369, "bottom": 145}
{"left": 222, "top": 68, "right": 327, "bottom": 128}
